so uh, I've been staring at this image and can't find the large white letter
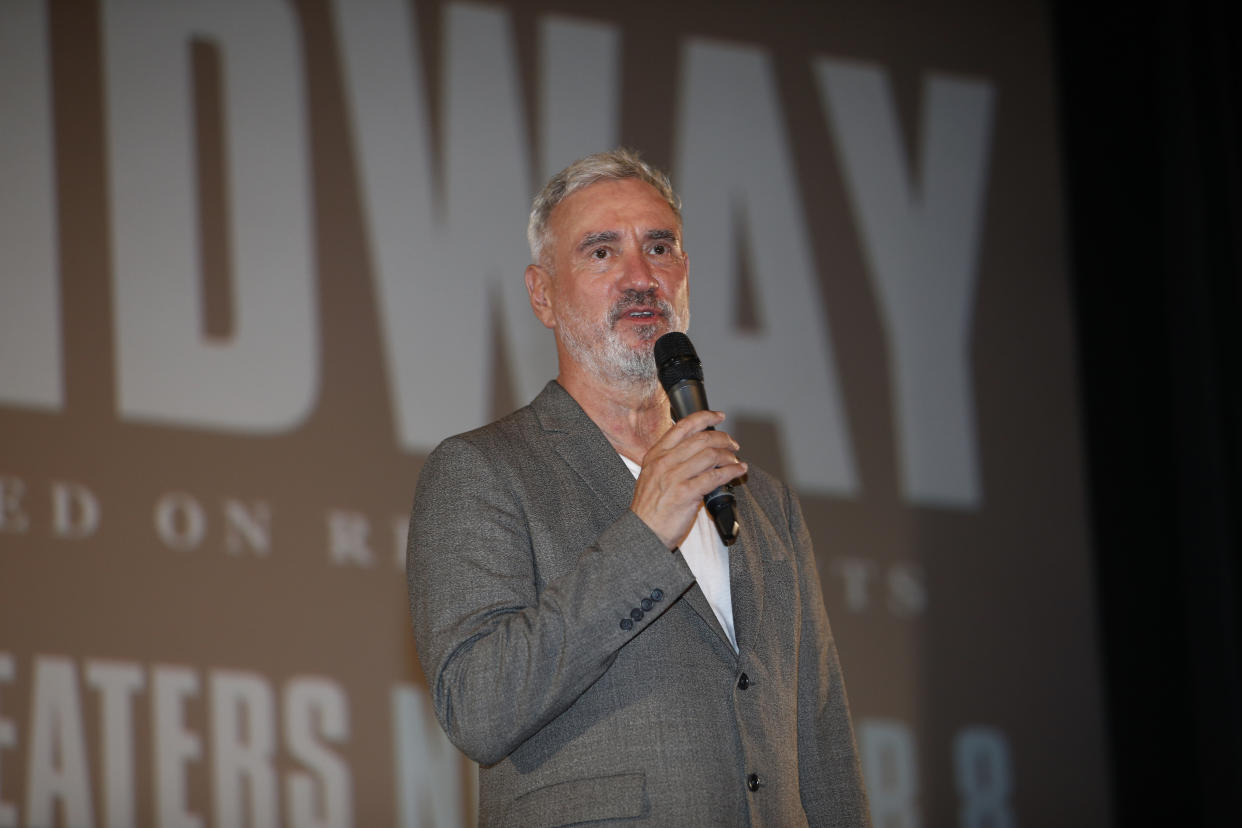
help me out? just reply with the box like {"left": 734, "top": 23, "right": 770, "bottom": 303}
{"left": 332, "top": 1, "right": 621, "bottom": 448}
{"left": 284, "top": 678, "right": 351, "bottom": 828}
{"left": 85, "top": 659, "right": 145, "bottom": 828}
{"left": 674, "top": 39, "right": 857, "bottom": 496}
{"left": 392, "top": 683, "right": 463, "bottom": 828}
{"left": 536, "top": 15, "right": 620, "bottom": 181}
{"left": 0, "top": 0, "right": 62, "bottom": 411}
{"left": 954, "top": 726, "right": 1015, "bottom": 828}
{"left": 332, "top": 0, "right": 527, "bottom": 445}
{"left": 817, "top": 60, "right": 995, "bottom": 507}
{"left": 103, "top": 0, "right": 316, "bottom": 433}
{"left": 153, "top": 665, "right": 203, "bottom": 828}
{"left": 26, "top": 657, "right": 95, "bottom": 828}
{"left": 858, "top": 717, "right": 920, "bottom": 828}
{"left": 211, "top": 671, "right": 278, "bottom": 828}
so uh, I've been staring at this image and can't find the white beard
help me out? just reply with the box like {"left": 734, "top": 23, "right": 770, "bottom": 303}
{"left": 557, "top": 291, "right": 688, "bottom": 385}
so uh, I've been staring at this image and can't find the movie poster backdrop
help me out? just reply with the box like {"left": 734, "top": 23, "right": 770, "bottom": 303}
{"left": 0, "top": 1, "right": 1109, "bottom": 824}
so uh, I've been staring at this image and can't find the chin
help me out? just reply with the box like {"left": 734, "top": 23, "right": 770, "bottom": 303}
{"left": 631, "top": 323, "right": 663, "bottom": 342}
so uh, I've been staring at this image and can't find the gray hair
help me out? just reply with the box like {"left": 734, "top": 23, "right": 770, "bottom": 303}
{"left": 527, "top": 148, "right": 682, "bottom": 266}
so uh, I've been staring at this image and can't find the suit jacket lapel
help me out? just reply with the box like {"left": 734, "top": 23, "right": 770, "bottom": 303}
{"left": 680, "top": 580, "right": 734, "bottom": 654}
{"left": 727, "top": 489, "right": 760, "bottom": 654}
{"left": 681, "top": 487, "right": 761, "bottom": 659}
{"left": 531, "top": 381, "right": 750, "bottom": 658}
{"left": 531, "top": 381, "right": 635, "bottom": 514}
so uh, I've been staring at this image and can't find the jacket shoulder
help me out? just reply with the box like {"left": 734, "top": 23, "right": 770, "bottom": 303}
{"left": 439, "top": 403, "right": 540, "bottom": 456}
{"left": 739, "top": 463, "right": 794, "bottom": 522}
{"left": 425, "top": 380, "right": 567, "bottom": 462}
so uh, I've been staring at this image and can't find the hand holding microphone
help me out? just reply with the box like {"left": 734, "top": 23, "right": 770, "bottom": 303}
{"left": 629, "top": 332, "right": 743, "bottom": 548}
{"left": 654, "top": 332, "right": 741, "bottom": 545}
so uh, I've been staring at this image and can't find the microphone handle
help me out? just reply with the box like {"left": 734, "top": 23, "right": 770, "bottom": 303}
{"left": 666, "top": 379, "right": 740, "bottom": 545}
{"left": 666, "top": 379, "right": 711, "bottom": 422}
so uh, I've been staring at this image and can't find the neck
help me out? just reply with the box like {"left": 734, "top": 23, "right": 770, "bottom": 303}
{"left": 557, "top": 362, "right": 673, "bottom": 464}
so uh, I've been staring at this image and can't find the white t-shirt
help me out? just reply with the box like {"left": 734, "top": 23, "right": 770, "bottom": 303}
{"left": 619, "top": 454, "right": 737, "bottom": 651}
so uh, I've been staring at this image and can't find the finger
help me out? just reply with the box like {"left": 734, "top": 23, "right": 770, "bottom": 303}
{"left": 675, "top": 442, "right": 743, "bottom": 476}
{"left": 651, "top": 443, "right": 744, "bottom": 493}
{"left": 661, "top": 409, "right": 726, "bottom": 443}
{"left": 645, "top": 429, "right": 739, "bottom": 472}
{"left": 665, "top": 461, "right": 747, "bottom": 508}
{"left": 688, "top": 460, "right": 748, "bottom": 495}
{"left": 652, "top": 419, "right": 736, "bottom": 458}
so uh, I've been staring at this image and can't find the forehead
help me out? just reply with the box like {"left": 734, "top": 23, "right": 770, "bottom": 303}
{"left": 548, "top": 178, "right": 680, "bottom": 245}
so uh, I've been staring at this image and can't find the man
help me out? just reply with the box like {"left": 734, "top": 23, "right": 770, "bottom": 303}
{"left": 408, "top": 149, "right": 869, "bottom": 826}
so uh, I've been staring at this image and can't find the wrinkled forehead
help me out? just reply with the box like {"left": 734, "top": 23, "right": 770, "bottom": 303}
{"left": 548, "top": 178, "right": 683, "bottom": 245}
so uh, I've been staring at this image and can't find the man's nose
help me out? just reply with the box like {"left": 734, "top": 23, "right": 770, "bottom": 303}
{"left": 617, "top": 251, "right": 657, "bottom": 292}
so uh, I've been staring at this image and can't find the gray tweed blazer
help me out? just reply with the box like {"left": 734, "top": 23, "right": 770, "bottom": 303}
{"left": 408, "top": 381, "right": 870, "bottom": 827}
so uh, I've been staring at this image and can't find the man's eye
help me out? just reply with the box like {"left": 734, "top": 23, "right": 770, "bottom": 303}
{"left": 651, "top": 244, "right": 667, "bottom": 255}
{"left": 592, "top": 248, "right": 608, "bottom": 259}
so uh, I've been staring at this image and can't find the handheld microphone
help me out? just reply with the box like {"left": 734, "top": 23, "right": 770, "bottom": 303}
{"left": 653, "top": 332, "right": 740, "bottom": 545}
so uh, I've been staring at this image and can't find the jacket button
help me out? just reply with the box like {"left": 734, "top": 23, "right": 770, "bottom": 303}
{"left": 650, "top": 588, "right": 664, "bottom": 601}
{"left": 630, "top": 608, "right": 644, "bottom": 621}
{"left": 737, "top": 673, "right": 750, "bottom": 690}
{"left": 620, "top": 618, "right": 634, "bottom": 631}
{"left": 641, "top": 598, "right": 654, "bottom": 611}
{"left": 747, "top": 773, "right": 762, "bottom": 792}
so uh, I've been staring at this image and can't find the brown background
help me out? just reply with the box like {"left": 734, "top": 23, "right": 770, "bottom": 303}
{"left": 1, "top": 0, "right": 1109, "bottom": 824}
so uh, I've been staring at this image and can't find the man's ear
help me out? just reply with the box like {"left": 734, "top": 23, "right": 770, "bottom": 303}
{"left": 525, "top": 264, "right": 556, "bottom": 330}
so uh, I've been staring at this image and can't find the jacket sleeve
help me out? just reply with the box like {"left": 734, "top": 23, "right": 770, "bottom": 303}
{"left": 789, "top": 487, "right": 872, "bottom": 826}
{"left": 406, "top": 435, "right": 695, "bottom": 765}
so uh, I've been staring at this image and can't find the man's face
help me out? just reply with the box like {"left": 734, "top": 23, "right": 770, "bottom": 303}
{"left": 526, "top": 177, "right": 689, "bottom": 383}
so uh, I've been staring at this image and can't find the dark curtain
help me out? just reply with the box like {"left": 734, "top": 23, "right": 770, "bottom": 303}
{"left": 1055, "top": 2, "right": 1242, "bottom": 824}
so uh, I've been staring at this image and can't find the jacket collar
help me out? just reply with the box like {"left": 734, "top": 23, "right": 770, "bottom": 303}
{"left": 530, "top": 381, "right": 636, "bottom": 514}
{"left": 530, "top": 380, "right": 759, "bottom": 659}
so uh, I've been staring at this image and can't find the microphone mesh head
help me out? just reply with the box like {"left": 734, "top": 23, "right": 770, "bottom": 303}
{"left": 653, "top": 332, "right": 703, "bottom": 390}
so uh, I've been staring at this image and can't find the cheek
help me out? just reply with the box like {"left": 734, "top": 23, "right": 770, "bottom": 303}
{"left": 557, "top": 283, "right": 609, "bottom": 319}
{"left": 666, "top": 273, "right": 690, "bottom": 301}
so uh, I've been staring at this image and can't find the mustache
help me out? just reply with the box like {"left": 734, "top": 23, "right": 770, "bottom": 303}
{"left": 607, "top": 289, "right": 676, "bottom": 326}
